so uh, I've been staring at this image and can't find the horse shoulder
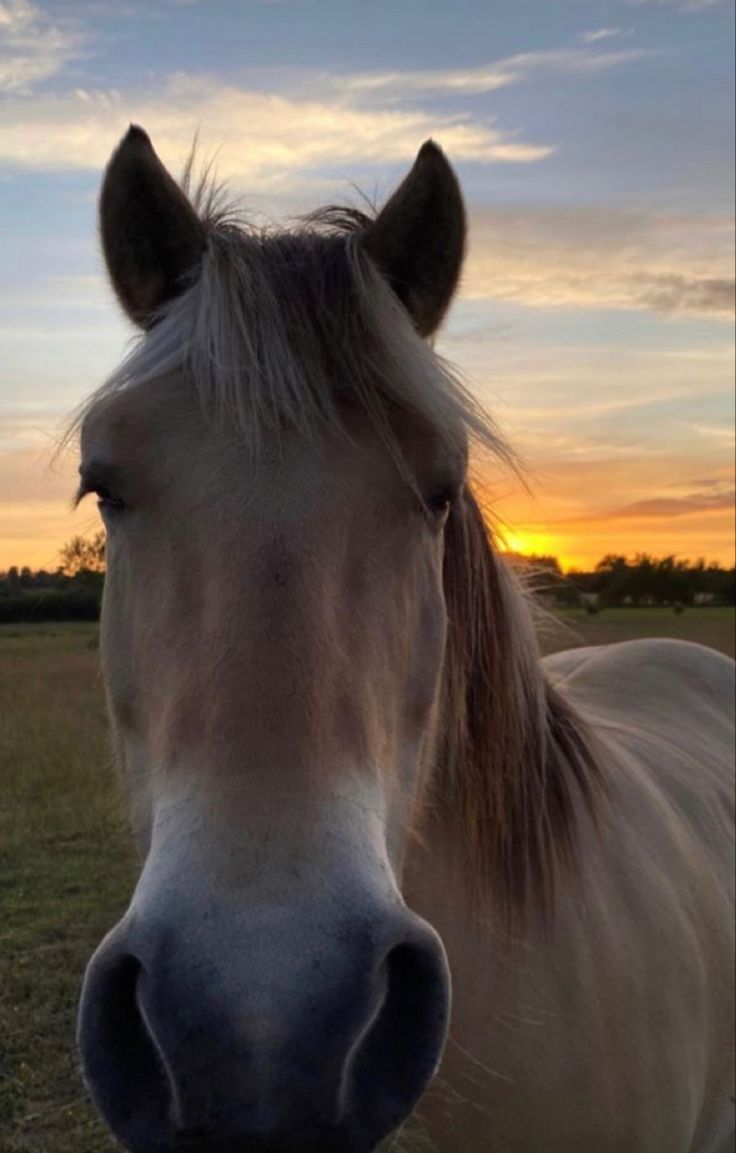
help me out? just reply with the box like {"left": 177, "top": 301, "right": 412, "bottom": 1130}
{"left": 545, "top": 636, "right": 735, "bottom": 715}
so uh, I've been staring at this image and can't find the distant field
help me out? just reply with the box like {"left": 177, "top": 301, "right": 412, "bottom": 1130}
{"left": 540, "top": 604, "right": 735, "bottom": 659}
{"left": 1, "top": 608, "right": 734, "bottom": 1151}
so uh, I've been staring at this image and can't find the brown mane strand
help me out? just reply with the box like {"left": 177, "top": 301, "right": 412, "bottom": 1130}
{"left": 439, "top": 487, "right": 604, "bottom": 929}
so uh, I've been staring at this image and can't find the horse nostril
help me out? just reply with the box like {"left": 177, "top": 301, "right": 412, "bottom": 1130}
{"left": 349, "top": 934, "right": 450, "bottom": 1132}
{"left": 78, "top": 916, "right": 450, "bottom": 1153}
{"left": 78, "top": 948, "right": 174, "bottom": 1150}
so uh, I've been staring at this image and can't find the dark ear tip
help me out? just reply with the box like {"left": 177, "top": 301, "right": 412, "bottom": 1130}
{"left": 124, "top": 123, "right": 153, "bottom": 149}
{"left": 418, "top": 139, "right": 443, "bottom": 160}
{"left": 414, "top": 140, "right": 461, "bottom": 198}
{"left": 416, "top": 139, "right": 452, "bottom": 171}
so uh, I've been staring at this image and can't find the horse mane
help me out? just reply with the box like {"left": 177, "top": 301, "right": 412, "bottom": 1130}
{"left": 74, "top": 163, "right": 604, "bottom": 929}
{"left": 440, "top": 487, "right": 603, "bottom": 928}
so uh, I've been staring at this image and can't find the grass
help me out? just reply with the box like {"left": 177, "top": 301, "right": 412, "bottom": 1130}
{"left": 0, "top": 608, "right": 734, "bottom": 1150}
{"left": 0, "top": 623, "right": 135, "bottom": 1152}
{"left": 539, "top": 604, "right": 735, "bottom": 659}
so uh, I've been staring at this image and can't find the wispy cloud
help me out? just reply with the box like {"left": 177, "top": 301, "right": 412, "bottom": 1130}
{"left": 625, "top": 0, "right": 729, "bottom": 9}
{"left": 611, "top": 487, "right": 735, "bottom": 517}
{"left": 682, "top": 421, "right": 736, "bottom": 445}
{"left": 579, "top": 28, "right": 628, "bottom": 43}
{"left": 340, "top": 46, "right": 655, "bottom": 100}
{"left": 462, "top": 206, "right": 735, "bottom": 319}
{"left": 0, "top": 73, "right": 554, "bottom": 181}
{"left": 0, "top": 0, "right": 85, "bottom": 92}
{"left": 629, "top": 274, "right": 734, "bottom": 317}
{"left": 0, "top": 37, "right": 661, "bottom": 177}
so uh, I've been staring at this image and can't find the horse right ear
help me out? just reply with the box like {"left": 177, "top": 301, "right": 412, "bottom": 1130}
{"left": 100, "top": 126, "right": 207, "bottom": 328}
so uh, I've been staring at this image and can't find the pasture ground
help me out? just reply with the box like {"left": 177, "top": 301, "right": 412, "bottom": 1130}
{"left": 537, "top": 604, "right": 735, "bottom": 660}
{"left": 1, "top": 607, "right": 734, "bottom": 1151}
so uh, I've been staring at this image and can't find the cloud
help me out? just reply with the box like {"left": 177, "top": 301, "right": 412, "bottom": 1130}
{"left": 0, "top": 73, "right": 554, "bottom": 182}
{"left": 340, "top": 46, "right": 654, "bottom": 100}
{"left": 688, "top": 475, "right": 736, "bottom": 488}
{"left": 579, "top": 28, "right": 628, "bottom": 43}
{"left": 625, "top": 0, "right": 729, "bottom": 9}
{"left": 0, "top": 0, "right": 85, "bottom": 92}
{"left": 611, "top": 488, "right": 735, "bottom": 517}
{"left": 630, "top": 274, "right": 734, "bottom": 316}
{"left": 0, "top": 38, "right": 662, "bottom": 178}
{"left": 462, "top": 206, "right": 735, "bottom": 319}
{"left": 682, "top": 421, "right": 736, "bottom": 445}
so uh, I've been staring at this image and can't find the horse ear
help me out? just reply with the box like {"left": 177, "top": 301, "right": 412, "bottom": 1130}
{"left": 364, "top": 141, "right": 466, "bottom": 337}
{"left": 100, "top": 125, "right": 207, "bottom": 327}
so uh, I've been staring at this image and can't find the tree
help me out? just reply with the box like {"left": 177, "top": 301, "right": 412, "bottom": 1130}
{"left": 594, "top": 555, "right": 630, "bottom": 605}
{"left": 595, "top": 554, "right": 629, "bottom": 573}
{"left": 58, "top": 531, "right": 106, "bottom": 577}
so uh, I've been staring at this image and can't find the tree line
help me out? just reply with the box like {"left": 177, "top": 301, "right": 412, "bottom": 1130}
{"left": 508, "top": 552, "right": 735, "bottom": 609}
{"left": 0, "top": 533, "right": 105, "bottom": 623}
{"left": 1, "top": 536, "right": 734, "bottom": 623}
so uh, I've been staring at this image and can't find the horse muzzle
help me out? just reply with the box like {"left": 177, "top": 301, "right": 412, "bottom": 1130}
{"left": 77, "top": 897, "right": 450, "bottom": 1153}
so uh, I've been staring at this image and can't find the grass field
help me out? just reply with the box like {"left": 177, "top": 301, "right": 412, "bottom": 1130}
{"left": 538, "top": 604, "right": 736, "bottom": 659}
{"left": 1, "top": 608, "right": 734, "bottom": 1151}
{"left": 0, "top": 624, "right": 134, "bottom": 1153}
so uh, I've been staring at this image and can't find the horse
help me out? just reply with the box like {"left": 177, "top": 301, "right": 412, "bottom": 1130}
{"left": 74, "top": 126, "right": 735, "bottom": 1153}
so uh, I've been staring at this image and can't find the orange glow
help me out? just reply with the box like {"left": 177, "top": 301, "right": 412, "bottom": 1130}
{"left": 493, "top": 504, "right": 735, "bottom": 574}
{"left": 479, "top": 453, "right": 735, "bottom": 574}
{"left": 497, "top": 528, "right": 571, "bottom": 568}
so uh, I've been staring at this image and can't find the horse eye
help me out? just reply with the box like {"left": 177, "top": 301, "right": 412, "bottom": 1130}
{"left": 94, "top": 487, "right": 126, "bottom": 514}
{"left": 425, "top": 487, "right": 458, "bottom": 521}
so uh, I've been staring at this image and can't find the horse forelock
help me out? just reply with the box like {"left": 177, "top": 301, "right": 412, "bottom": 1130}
{"left": 70, "top": 168, "right": 501, "bottom": 472}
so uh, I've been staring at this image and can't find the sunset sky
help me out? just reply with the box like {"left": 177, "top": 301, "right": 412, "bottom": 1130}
{"left": 0, "top": 0, "right": 733, "bottom": 572}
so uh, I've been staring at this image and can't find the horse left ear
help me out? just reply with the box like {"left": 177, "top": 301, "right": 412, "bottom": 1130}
{"left": 364, "top": 141, "right": 466, "bottom": 337}
{"left": 100, "top": 125, "right": 207, "bottom": 327}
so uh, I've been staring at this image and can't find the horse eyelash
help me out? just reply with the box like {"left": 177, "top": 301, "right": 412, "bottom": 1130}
{"left": 76, "top": 482, "right": 125, "bottom": 511}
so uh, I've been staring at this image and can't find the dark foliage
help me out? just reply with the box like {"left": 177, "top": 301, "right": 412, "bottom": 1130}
{"left": 566, "top": 553, "right": 736, "bottom": 607}
{"left": 0, "top": 566, "right": 103, "bottom": 622}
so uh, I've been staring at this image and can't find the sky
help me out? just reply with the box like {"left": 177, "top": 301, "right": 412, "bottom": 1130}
{"left": 0, "top": 0, "right": 734, "bottom": 572}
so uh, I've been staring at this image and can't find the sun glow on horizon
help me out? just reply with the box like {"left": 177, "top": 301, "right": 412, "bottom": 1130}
{"left": 497, "top": 528, "right": 572, "bottom": 570}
